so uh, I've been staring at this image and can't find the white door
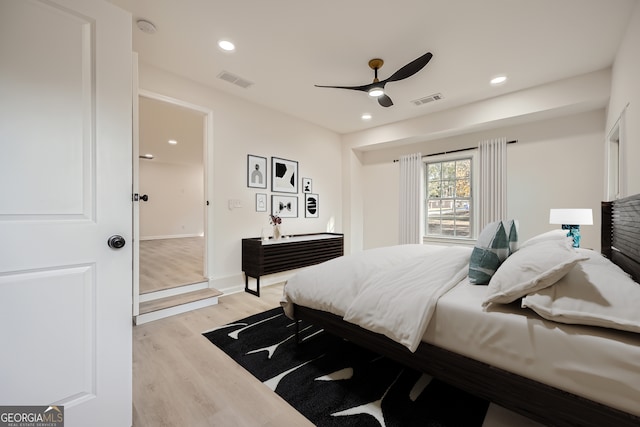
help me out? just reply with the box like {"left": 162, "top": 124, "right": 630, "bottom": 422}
{"left": 0, "top": 0, "right": 132, "bottom": 426}
{"left": 132, "top": 55, "right": 141, "bottom": 316}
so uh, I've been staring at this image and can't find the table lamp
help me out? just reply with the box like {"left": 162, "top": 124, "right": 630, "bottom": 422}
{"left": 549, "top": 208, "right": 593, "bottom": 248}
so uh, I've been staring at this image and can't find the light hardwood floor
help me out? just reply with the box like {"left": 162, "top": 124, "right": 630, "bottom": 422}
{"left": 133, "top": 283, "right": 314, "bottom": 427}
{"left": 139, "top": 237, "right": 206, "bottom": 294}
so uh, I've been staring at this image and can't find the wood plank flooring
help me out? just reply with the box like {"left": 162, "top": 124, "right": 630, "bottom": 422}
{"left": 139, "top": 237, "right": 206, "bottom": 294}
{"left": 133, "top": 283, "right": 314, "bottom": 427}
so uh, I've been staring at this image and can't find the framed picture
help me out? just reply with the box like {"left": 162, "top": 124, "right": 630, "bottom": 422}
{"left": 305, "top": 193, "right": 319, "bottom": 218}
{"left": 255, "top": 193, "right": 267, "bottom": 212}
{"left": 271, "top": 157, "right": 298, "bottom": 193}
{"left": 272, "top": 195, "right": 298, "bottom": 218}
{"left": 302, "top": 177, "right": 312, "bottom": 193}
{"left": 247, "top": 155, "right": 267, "bottom": 189}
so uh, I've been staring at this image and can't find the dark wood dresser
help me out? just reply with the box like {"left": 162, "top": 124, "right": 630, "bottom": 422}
{"left": 242, "top": 233, "right": 344, "bottom": 296}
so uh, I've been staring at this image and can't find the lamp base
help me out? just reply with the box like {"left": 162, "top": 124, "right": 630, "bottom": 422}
{"left": 562, "top": 224, "right": 581, "bottom": 248}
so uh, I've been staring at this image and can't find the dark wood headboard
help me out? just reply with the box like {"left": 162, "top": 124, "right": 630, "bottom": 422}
{"left": 601, "top": 193, "right": 640, "bottom": 283}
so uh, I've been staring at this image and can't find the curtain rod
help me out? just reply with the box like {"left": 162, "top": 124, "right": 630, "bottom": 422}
{"left": 392, "top": 139, "right": 518, "bottom": 162}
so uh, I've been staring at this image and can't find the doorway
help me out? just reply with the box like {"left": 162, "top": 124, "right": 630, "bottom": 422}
{"left": 607, "top": 104, "right": 628, "bottom": 201}
{"left": 137, "top": 94, "right": 207, "bottom": 295}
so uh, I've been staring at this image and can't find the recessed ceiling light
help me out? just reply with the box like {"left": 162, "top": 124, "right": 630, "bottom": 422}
{"left": 361, "top": 113, "right": 372, "bottom": 120}
{"left": 490, "top": 75, "right": 507, "bottom": 86}
{"left": 218, "top": 40, "right": 235, "bottom": 52}
{"left": 168, "top": 139, "right": 178, "bottom": 145}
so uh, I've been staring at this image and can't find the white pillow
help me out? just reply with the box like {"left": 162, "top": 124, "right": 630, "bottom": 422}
{"left": 482, "top": 239, "right": 588, "bottom": 307}
{"left": 519, "top": 229, "right": 571, "bottom": 250}
{"left": 522, "top": 250, "right": 640, "bottom": 333}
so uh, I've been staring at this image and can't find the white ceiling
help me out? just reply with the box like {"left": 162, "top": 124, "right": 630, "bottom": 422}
{"left": 110, "top": 0, "right": 637, "bottom": 135}
{"left": 138, "top": 96, "right": 204, "bottom": 165}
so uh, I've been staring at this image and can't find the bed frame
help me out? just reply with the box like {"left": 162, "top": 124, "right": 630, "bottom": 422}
{"left": 293, "top": 194, "right": 640, "bottom": 427}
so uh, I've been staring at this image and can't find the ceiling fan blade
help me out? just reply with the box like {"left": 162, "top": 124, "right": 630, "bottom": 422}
{"left": 314, "top": 83, "right": 374, "bottom": 92}
{"left": 378, "top": 94, "right": 393, "bottom": 107}
{"left": 383, "top": 52, "right": 433, "bottom": 83}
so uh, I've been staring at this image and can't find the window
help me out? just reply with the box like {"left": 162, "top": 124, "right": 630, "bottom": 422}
{"left": 425, "top": 157, "right": 473, "bottom": 238}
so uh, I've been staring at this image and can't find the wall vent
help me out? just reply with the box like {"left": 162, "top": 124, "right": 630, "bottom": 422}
{"left": 412, "top": 93, "right": 443, "bottom": 106}
{"left": 217, "top": 71, "right": 254, "bottom": 89}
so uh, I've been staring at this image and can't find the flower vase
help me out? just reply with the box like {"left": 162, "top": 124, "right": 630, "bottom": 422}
{"left": 273, "top": 225, "right": 281, "bottom": 240}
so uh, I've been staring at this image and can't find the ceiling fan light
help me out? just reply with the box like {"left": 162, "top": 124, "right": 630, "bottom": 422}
{"left": 368, "top": 87, "right": 384, "bottom": 97}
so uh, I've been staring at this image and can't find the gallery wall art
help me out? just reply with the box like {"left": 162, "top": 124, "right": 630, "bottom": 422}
{"left": 247, "top": 153, "right": 322, "bottom": 222}
{"left": 305, "top": 193, "right": 319, "bottom": 218}
{"left": 255, "top": 193, "right": 267, "bottom": 212}
{"left": 302, "top": 177, "right": 312, "bottom": 193}
{"left": 247, "top": 155, "right": 267, "bottom": 189}
{"left": 272, "top": 194, "right": 298, "bottom": 218}
{"left": 271, "top": 157, "right": 298, "bottom": 193}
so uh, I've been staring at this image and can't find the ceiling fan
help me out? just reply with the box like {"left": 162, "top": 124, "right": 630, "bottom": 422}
{"left": 315, "top": 51, "right": 433, "bottom": 107}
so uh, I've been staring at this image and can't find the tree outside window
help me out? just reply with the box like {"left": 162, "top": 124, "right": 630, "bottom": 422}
{"left": 425, "top": 158, "right": 472, "bottom": 238}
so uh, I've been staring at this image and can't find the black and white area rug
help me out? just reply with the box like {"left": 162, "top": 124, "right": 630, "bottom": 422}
{"left": 203, "top": 308, "right": 541, "bottom": 427}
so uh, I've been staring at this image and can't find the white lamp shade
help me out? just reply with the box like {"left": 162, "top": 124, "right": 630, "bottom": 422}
{"left": 549, "top": 208, "right": 593, "bottom": 225}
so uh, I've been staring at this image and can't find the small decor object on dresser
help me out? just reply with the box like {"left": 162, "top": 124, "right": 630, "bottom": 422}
{"left": 305, "top": 193, "right": 319, "bottom": 218}
{"left": 269, "top": 213, "right": 282, "bottom": 239}
{"left": 247, "top": 155, "right": 267, "bottom": 189}
{"left": 271, "top": 157, "right": 298, "bottom": 193}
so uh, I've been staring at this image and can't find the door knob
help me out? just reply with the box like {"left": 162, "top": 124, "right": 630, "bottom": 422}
{"left": 140, "top": 194, "right": 149, "bottom": 202}
{"left": 107, "top": 235, "right": 126, "bottom": 249}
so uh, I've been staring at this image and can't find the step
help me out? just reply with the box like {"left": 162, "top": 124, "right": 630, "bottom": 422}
{"left": 136, "top": 288, "right": 223, "bottom": 325}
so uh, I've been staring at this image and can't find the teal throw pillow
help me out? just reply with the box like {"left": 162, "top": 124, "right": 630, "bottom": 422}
{"left": 505, "top": 219, "right": 519, "bottom": 254}
{"left": 469, "top": 220, "right": 510, "bottom": 285}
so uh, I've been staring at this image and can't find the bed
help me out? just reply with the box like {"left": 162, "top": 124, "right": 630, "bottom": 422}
{"left": 281, "top": 194, "right": 640, "bottom": 427}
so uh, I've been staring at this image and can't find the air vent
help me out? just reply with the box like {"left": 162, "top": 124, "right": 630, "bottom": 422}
{"left": 412, "top": 93, "right": 443, "bottom": 106}
{"left": 217, "top": 71, "right": 254, "bottom": 89}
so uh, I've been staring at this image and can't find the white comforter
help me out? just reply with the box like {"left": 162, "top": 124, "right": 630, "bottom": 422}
{"left": 281, "top": 244, "right": 472, "bottom": 352}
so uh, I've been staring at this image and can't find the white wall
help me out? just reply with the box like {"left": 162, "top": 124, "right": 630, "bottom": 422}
{"left": 362, "top": 161, "right": 398, "bottom": 249}
{"left": 608, "top": 1, "right": 640, "bottom": 197}
{"left": 359, "top": 109, "right": 605, "bottom": 251}
{"left": 139, "top": 161, "right": 204, "bottom": 239}
{"left": 506, "top": 110, "right": 604, "bottom": 248}
{"left": 341, "top": 146, "right": 365, "bottom": 254}
{"left": 138, "top": 63, "right": 343, "bottom": 292}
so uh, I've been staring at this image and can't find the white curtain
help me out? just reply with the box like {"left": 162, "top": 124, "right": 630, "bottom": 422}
{"left": 478, "top": 137, "right": 507, "bottom": 228}
{"left": 399, "top": 152, "right": 423, "bottom": 244}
